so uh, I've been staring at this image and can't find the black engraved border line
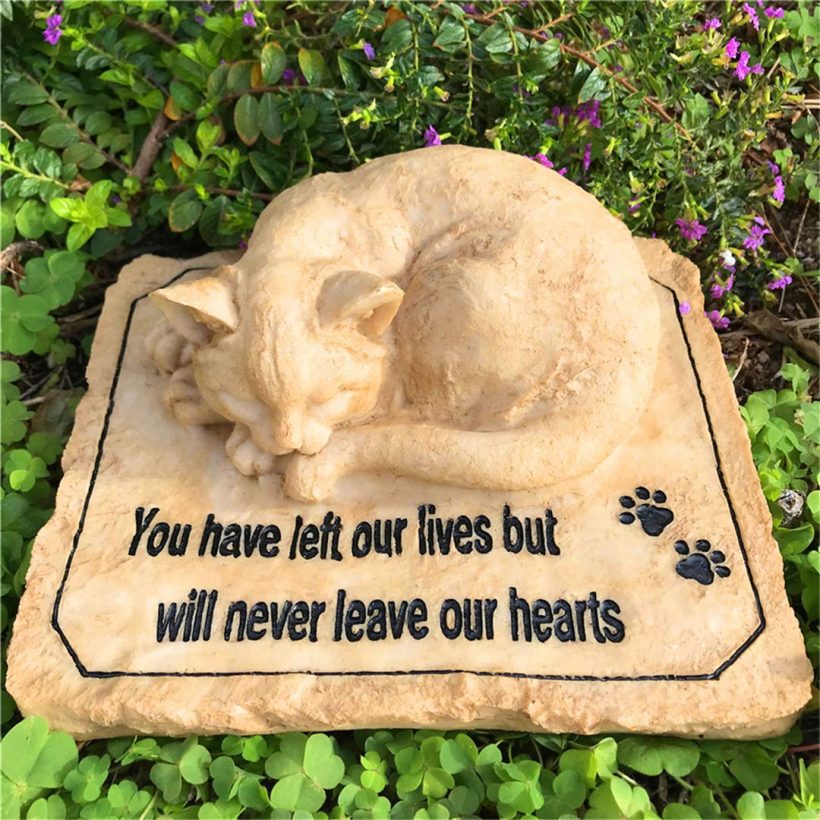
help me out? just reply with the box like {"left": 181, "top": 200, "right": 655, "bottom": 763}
{"left": 50, "top": 269, "right": 765, "bottom": 680}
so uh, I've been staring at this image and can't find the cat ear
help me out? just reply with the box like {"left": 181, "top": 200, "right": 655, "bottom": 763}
{"left": 318, "top": 270, "right": 404, "bottom": 337}
{"left": 151, "top": 266, "right": 239, "bottom": 345}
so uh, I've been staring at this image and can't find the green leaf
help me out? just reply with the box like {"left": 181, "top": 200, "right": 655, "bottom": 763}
{"left": 559, "top": 749, "right": 596, "bottom": 788}
{"left": 261, "top": 42, "right": 287, "bottom": 84}
{"left": 618, "top": 736, "right": 700, "bottom": 777}
{"left": 578, "top": 67, "right": 607, "bottom": 103}
{"left": 170, "top": 80, "right": 199, "bottom": 112}
{"left": 475, "top": 23, "right": 513, "bottom": 56}
{"left": 173, "top": 138, "right": 199, "bottom": 169}
{"left": 298, "top": 49, "right": 331, "bottom": 85}
{"left": 738, "top": 791, "right": 766, "bottom": 819}
{"left": 0, "top": 716, "right": 77, "bottom": 812}
{"left": 195, "top": 120, "right": 221, "bottom": 155}
{"left": 553, "top": 769, "right": 587, "bottom": 809}
{"left": 149, "top": 761, "right": 184, "bottom": 803}
{"left": 729, "top": 747, "right": 780, "bottom": 792}
{"left": 168, "top": 191, "right": 203, "bottom": 233}
{"left": 179, "top": 743, "right": 211, "bottom": 785}
{"left": 85, "top": 180, "right": 112, "bottom": 211}
{"left": 440, "top": 736, "right": 476, "bottom": 774}
{"left": 422, "top": 767, "right": 454, "bottom": 799}
{"left": 7, "top": 80, "right": 48, "bottom": 105}
{"left": 84, "top": 111, "right": 112, "bottom": 136}
{"left": 234, "top": 94, "right": 260, "bottom": 146}
{"left": 433, "top": 18, "right": 465, "bottom": 52}
{"left": 14, "top": 200, "right": 45, "bottom": 240}
{"left": 66, "top": 223, "right": 94, "bottom": 252}
{"left": 303, "top": 735, "right": 344, "bottom": 789}
{"left": 269, "top": 773, "right": 324, "bottom": 813}
{"left": 662, "top": 803, "right": 701, "bottom": 818}
{"left": 258, "top": 93, "right": 283, "bottom": 144}
{"left": 39, "top": 123, "right": 81, "bottom": 149}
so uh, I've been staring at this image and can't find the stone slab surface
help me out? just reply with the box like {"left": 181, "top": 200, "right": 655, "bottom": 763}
{"left": 7, "top": 242, "right": 811, "bottom": 739}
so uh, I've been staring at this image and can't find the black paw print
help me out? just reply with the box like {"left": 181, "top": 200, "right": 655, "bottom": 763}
{"left": 618, "top": 487, "right": 674, "bottom": 537}
{"left": 675, "top": 539, "right": 731, "bottom": 585}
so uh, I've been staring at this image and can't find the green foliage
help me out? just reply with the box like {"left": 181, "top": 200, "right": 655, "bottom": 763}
{"left": 1, "top": 1, "right": 818, "bottom": 818}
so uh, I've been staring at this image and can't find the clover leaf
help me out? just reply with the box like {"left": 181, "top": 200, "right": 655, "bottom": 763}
{"left": 0, "top": 716, "right": 77, "bottom": 817}
{"left": 63, "top": 755, "right": 110, "bottom": 804}
{"left": 265, "top": 733, "right": 344, "bottom": 813}
{"left": 618, "top": 736, "right": 700, "bottom": 777}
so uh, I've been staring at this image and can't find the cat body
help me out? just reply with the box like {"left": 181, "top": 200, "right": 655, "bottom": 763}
{"left": 147, "top": 146, "right": 660, "bottom": 501}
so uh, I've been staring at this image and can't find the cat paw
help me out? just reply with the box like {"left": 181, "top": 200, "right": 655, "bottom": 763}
{"left": 226, "top": 425, "right": 276, "bottom": 477}
{"left": 146, "top": 320, "right": 193, "bottom": 374}
{"left": 162, "top": 366, "right": 223, "bottom": 425}
{"left": 284, "top": 452, "right": 340, "bottom": 502}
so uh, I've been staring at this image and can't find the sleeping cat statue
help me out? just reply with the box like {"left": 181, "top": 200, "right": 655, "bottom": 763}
{"left": 146, "top": 146, "right": 660, "bottom": 502}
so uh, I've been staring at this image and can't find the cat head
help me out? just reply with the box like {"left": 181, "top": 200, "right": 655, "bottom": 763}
{"left": 150, "top": 264, "right": 404, "bottom": 456}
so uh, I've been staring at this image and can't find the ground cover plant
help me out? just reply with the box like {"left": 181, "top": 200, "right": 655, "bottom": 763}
{"left": 1, "top": 0, "right": 818, "bottom": 817}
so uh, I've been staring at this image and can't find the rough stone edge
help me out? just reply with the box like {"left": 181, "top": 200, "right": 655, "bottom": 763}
{"left": 6, "top": 243, "right": 812, "bottom": 740}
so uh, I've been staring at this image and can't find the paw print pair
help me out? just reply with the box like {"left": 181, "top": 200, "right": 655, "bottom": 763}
{"left": 617, "top": 486, "right": 731, "bottom": 586}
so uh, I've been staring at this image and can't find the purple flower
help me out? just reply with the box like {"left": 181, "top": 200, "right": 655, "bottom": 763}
{"left": 725, "top": 37, "right": 740, "bottom": 59}
{"left": 363, "top": 41, "right": 375, "bottom": 60}
{"left": 773, "top": 175, "right": 785, "bottom": 203}
{"left": 242, "top": 10, "right": 256, "bottom": 27}
{"left": 529, "top": 153, "right": 567, "bottom": 175}
{"left": 43, "top": 13, "right": 62, "bottom": 45}
{"left": 710, "top": 273, "right": 735, "bottom": 299}
{"left": 582, "top": 142, "right": 592, "bottom": 171}
{"left": 706, "top": 310, "right": 730, "bottom": 330}
{"left": 531, "top": 152, "right": 554, "bottom": 168}
{"left": 743, "top": 2, "right": 760, "bottom": 30}
{"left": 424, "top": 125, "right": 442, "bottom": 147}
{"left": 767, "top": 275, "right": 792, "bottom": 290}
{"left": 238, "top": 239, "right": 248, "bottom": 250}
{"left": 743, "top": 216, "right": 770, "bottom": 250}
{"left": 201, "top": 2, "right": 214, "bottom": 10}
{"left": 576, "top": 99, "right": 602, "bottom": 128}
{"left": 462, "top": 3, "right": 477, "bottom": 13}
{"left": 704, "top": 17, "right": 721, "bottom": 30}
{"left": 194, "top": 14, "right": 205, "bottom": 24}
{"left": 679, "top": 301, "right": 692, "bottom": 315}
{"left": 628, "top": 198, "right": 641, "bottom": 214}
{"left": 675, "top": 218, "right": 708, "bottom": 243}
{"left": 282, "top": 68, "right": 297, "bottom": 84}
{"left": 545, "top": 104, "right": 571, "bottom": 127}
{"left": 768, "top": 160, "right": 780, "bottom": 174}
{"left": 764, "top": 6, "right": 784, "bottom": 17}
{"left": 735, "top": 51, "right": 763, "bottom": 80}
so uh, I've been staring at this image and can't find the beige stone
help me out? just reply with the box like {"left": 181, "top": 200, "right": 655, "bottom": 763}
{"left": 7, "top": 147, "right": 811, "bottom": 739}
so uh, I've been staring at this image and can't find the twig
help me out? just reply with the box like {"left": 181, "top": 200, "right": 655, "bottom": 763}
{"left": 466, "top": 12, "right": 693, "bottom": 142}
{"left": 731, "top": 337, "right": 750, "bottom": 383}
{"left": 766, "top": 203, "right": 795, "bottom": 255}
{"left": 788, "top": 742, "right": 820, "bottom": 755}
{"left": 0, "top": 240, "right": 43, "bottom": 272}
{"left": 793, "top": 198, "right": 811, "bottom": 252}
{"left": 0, "top": 119, "right": 24, "bottom": 141}
{"left": 760, "top": 211, "right": 792, "bottom": 258}
{"left": 160, "top": 83, "right": 449, "bottom": 139}
{"left": 130, "top": 111, "right": 170, "bottom": 183}
{"left": 121, "top": 15, "right": 177, "bottom": 48}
